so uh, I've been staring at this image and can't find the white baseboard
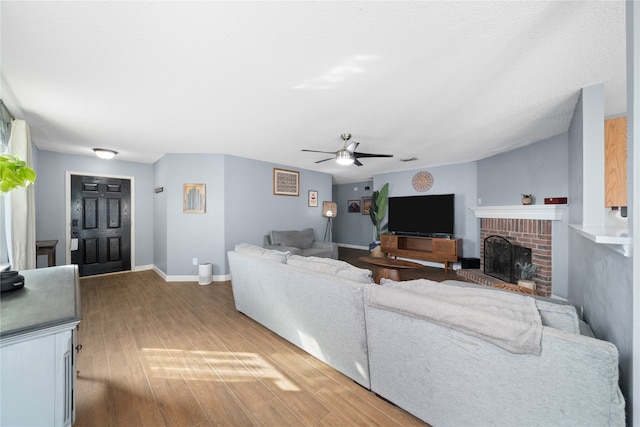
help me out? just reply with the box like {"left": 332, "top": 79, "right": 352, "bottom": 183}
{"left": 151, "top": 265, "right": 230, "bottom": 283}
{"left": 134, "top": 264, "right": 154, "bottom": 272}
{"left": 152, "top": 265, "right": 168, "bottom": 280}
{"left": 163, "top": 274, "right": 231, "bottom": 283}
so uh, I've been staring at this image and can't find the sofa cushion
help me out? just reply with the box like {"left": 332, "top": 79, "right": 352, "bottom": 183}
{"left": 301, "top": 247, "right": 334, "bottom": 258}
{"left": 386, "top": 278, "right": 581, "bottom": 334}
{"left": 287, "top": 255, "right": 373, "bottom": 284}
{"left": 371, "top": 278, "right": 543, "bottom": 355}
{"left": 535, "top": 300, "right": 580, "bottom": 334}
{"left": 270, "top": 228, "right": 315, "bottom": 249}
{"left": 234, "top": 243, "right": 290, "bottom": 263}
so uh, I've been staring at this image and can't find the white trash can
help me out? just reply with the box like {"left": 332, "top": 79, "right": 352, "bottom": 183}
{"left": 198, "top": 263, "right": 213, "bottom": 285}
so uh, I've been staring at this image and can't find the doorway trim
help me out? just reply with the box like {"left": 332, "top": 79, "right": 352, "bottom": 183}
{"left": 65, "top": 171, "right": 136, "bottom": 270}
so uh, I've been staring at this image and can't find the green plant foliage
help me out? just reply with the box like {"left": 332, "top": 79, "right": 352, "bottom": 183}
{"left": 369, "top": 183, "right": 389, "bottom": 241}
{"left": 515, "top": 261, "right": 538, "bottom": 280}
{"left": 0, "top": 154, "right": 36, "bottom": 194}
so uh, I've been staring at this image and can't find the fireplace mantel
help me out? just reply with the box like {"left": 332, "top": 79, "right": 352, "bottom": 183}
{"left": 470, "top": 205, "right": 567, "bottom": 221}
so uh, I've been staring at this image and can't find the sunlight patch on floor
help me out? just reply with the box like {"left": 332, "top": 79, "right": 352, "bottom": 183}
{"left": 141, "top": 348, "right": 300, "bottom": 391}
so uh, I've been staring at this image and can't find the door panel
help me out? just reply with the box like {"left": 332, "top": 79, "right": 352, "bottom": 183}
{"left": 71, "top": 175, "right": 131, "bottom": 277}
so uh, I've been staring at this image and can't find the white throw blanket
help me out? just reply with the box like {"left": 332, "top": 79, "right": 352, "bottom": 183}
{"left": 369, "top": 279, "right": 543, "bottom": 355}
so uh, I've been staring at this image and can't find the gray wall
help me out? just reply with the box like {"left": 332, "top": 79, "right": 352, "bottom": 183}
{"left": 568, "top": 85, "right": 633, "bottom": 420}
{"left": 332, "top": 180, "right": 374, "bottom": 247}
{"left": 223, "top": 155, "right": 333, "bottom": 272}
{"left": 477, "top": 132, "right": 570, "bottom": 297}
{"left": 477, "top": 133, "right": 569, "bottom": 206}
{"left": 628, "top": 3, "right": 639, "bottom": 423}
{"left": 34, "top": 150, "right": 154, "bottom": 268}
{"left": 374, "top": 162, "right": 479, "bottom": 258}
{"left": 152, "top": 153, "right": 226, "bottom": 277}
{"left": 152, "top": 155, "right": 168, "bottom": 274}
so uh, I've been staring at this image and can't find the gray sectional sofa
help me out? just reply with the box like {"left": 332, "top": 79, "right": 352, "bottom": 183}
{"left": 228, "top": 243, "right": 373, "bottom": 387}
{"left": 263, "top": 228, "right": 338, "bottom": 259}
{"left": 227, "top": 243, "right": 626, "bottom": 426}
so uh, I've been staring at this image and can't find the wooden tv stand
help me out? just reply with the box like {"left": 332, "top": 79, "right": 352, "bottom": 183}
{"left": 380, "top": 234, "right": 461, "bottom": 273}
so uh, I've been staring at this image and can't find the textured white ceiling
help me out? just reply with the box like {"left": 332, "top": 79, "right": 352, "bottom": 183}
{"left": 0, "top": 1, "right": 626, "bottom": 184}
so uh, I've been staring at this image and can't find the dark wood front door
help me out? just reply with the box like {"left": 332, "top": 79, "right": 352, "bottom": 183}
{"left": 70, "top": 175, "right": 131, "bottom": 277}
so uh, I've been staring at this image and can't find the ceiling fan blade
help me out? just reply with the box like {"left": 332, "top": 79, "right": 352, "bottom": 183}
{"left": 353, "top": 152, "right": 394, "bottom": 158}
{"left": 354, "top": 159, "right": 364, "bottom": 166}
{"left": 302, "top": 149, "right": 337, "bottom": 155}
{"left": 315, "top": 157, "right": 335, "bottom": 164}
{"left": 346, "top": 142, "right": 359, "bottom": 153}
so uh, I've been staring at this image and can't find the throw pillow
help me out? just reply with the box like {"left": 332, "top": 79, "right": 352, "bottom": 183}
{"left": 535, "top": 300, "right": 580, "bottom": 334}
{"left": 287, "top": 255, "right": 341, "bottom": 276}
{"left": 287, "top": 255, "right": 373, "bottom": 284}
{"left": 234, "top": 243, "right": 289, "bottom": 263}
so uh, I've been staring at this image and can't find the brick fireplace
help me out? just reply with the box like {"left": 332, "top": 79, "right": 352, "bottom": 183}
{"left": 480, "top": 218, "right": 551, "bottom": 295}
{"left": 461, "top": 205, "right": 567, "bottom": 297}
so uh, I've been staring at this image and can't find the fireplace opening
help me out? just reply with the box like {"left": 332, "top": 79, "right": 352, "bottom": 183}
{"left": 484, "top": 235, "right": 532, "bottom": 284}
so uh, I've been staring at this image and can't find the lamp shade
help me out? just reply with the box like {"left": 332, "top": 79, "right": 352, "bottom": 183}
{"left": 322, "top": 201, "right": 337, "bottom": 218}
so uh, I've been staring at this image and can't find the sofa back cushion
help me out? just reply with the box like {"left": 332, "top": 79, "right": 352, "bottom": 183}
{"left": 287, "top": 255, "right": 373, "bottom": 284}
{"left": 271, "top": 228, "right": 315, "bottom": 249}
{"left": 234, "top": 243, "right": 290, "bottom": 263}
{"left": 535, "top": 300, "right": 580, "bottom": 334}
{"left": 387, "top": 278, "right": 581, "bottom": 335}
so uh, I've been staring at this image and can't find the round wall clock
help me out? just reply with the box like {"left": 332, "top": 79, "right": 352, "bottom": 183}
{"left": 412, "top": 171, "right": 433, "bottom": 192}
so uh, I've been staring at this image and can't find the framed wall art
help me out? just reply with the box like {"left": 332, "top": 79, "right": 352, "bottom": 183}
{"left": 184, "top": 183, "right": 206, "bottom": 213}
{"left": 273, "top": 168, "right": 300, "bottom": 196}
{"left": 361, "top": 197, "right": 372, "bottom": 215}
{"left": 348, "top": 199, "right": 361, "bottom": 213}
{"left": 308, "top": 190, "right": 318, "bottom": 207}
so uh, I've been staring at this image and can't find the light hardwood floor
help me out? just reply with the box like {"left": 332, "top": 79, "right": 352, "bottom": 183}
{"left": 75, "top": 269, "right": 428, "bottom": 426}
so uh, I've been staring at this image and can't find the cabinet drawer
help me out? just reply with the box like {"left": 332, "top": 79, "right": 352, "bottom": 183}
{"left": 432, "top": 239, "right": 456, "bottom": 255}
{"left": 380, "top": 234, "right": 397, "bottom": 251}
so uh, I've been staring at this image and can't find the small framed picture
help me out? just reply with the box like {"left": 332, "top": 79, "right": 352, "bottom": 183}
{"left": 308, "top": 190, "right": 318, "bottom": 207}
{"left": 348, "top": 199, "right": 361, "bottom": 213}
{"left": 273, "top": 168, "right": 300, "bottom": 196}
{"left": 361, "top": 197, "right": 372, "bottom": 215}
{"left": 183, "top": 183, "right": 206, "bottom": 213}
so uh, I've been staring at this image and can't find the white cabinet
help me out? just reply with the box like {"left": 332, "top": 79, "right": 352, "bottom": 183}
{"left": 0, "top": 266, "right": 81, "bottom": 427}
{"left": 1, "top": 325, "right": 78, "bottom": 426}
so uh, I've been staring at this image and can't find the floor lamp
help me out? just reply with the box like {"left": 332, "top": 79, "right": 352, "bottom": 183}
{"left": 322, "top": 201, "right": 337, "bottom": 242}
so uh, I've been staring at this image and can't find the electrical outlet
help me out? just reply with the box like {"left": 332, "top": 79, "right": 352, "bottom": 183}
{"left": 193, "top": 258, "right": 198, "bottom": 266}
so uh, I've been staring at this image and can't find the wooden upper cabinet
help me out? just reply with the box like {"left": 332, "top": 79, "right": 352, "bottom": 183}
{"left": 604, "top": 116, "right": 627, "bottom": 207}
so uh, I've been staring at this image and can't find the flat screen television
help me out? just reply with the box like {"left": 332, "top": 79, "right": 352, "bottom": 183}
{"left": 388, "top": 194, "right": 455, "bottom": 237}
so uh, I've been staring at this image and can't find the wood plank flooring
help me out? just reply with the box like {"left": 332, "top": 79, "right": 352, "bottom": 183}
{"left": 75, "top": 254, "right": 431, "bottom": 426}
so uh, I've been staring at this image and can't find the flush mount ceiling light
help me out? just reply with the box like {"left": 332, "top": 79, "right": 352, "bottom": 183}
{"left": 93, "top": 148, "right": 118, "bottom": 160}
{"left": 335, "top": 150, "right": 355, "bottom": 166}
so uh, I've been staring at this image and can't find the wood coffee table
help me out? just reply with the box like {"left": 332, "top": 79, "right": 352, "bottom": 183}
{"left": 359, "top": 256, "right": 424, "bottom": 284}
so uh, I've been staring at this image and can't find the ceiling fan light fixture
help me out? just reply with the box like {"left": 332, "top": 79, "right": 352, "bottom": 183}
{"left": 93, "top": 148, "right": 118, "bottom": 160}
{"left": 336, "top": 150, "right": 354, "bottom": 165}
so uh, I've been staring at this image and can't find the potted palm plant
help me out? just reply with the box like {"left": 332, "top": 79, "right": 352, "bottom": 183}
{"left": 368, "top": 183, "right": 389, "bottom": 257}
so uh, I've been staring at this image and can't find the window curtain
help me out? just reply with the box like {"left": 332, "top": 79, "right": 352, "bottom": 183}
{"left": 5, "top": 120, "right": 36, "bottom": 270}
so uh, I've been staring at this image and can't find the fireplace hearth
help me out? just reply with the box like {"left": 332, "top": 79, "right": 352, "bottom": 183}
{"left": 457, "top": 216, "right": 553, "bottom": 296}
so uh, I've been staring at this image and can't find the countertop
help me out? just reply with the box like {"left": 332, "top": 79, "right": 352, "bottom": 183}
{"left": 0, "top": 265, "right": 81, "bottom": 339}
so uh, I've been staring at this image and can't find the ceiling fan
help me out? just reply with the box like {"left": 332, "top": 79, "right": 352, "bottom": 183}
{"left": 302, "top": 133, "right": 393, "bottom": 166}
